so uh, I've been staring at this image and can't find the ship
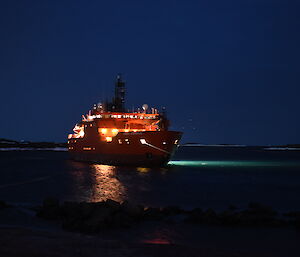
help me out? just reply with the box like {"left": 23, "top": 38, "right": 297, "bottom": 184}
{"left": 68, "top": 75, "right": 182, "bottom": 166}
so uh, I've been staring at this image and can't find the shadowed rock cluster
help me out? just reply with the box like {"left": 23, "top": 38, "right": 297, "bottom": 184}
{"left": 35, "top": 198, "right": 300, "bottom": 233}
{"left": 0, "top": 200, "right": 10, "bottom": 210}
{"left": 185, "top": 203, "right": 280, "bottom": 226}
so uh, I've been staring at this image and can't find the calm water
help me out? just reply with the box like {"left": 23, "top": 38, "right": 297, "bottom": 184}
{"left": 0, "top": 146, "right": 300, "bottom": 211}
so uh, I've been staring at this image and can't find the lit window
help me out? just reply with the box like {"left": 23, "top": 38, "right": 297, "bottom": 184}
{"left": 101, "top": 128, "right": 107, "bottom": 134}
{"left": 118, "top": 139, "right": 122, "bottom": 144}
{"left": 106, "top": 137, "right": 112, "bottom": 142}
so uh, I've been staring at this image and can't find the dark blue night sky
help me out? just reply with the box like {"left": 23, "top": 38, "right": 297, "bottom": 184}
{"left": 1, "top": 0, "right": 299, "bottom": 145}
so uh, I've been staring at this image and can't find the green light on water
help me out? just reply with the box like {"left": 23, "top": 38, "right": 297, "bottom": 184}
{"left": 168, "top": 160, "right": 300, "bottom": 167}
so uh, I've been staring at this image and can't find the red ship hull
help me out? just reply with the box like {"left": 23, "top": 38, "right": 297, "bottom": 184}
{"left": 69, "top": 131, "right": 182, "bottom": 167}
{"left": 68, "top": 75, "right": 183, "bottom": 167}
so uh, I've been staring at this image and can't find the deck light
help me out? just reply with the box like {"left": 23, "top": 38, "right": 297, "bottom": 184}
{"left": 140, "top": 139, "right": 147, "bottom": 144}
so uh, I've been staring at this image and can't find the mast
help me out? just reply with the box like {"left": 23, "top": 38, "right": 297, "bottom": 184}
{"left": 114, "top": 74, "right": 126, "bottom": 112}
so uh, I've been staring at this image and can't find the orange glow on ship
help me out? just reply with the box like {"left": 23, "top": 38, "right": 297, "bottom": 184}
{"left": 68, "top": 74, "right": 182, "bottom": 167}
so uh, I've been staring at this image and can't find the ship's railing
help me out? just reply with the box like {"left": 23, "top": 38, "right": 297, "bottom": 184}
{"left": 84, "top": 113, "right": 160, "bottom": 122}
{"left": 98, "top": 128, "right": 158, "bottom": 135}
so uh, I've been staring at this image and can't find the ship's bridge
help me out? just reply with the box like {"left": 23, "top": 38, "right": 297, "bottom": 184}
{"left": 89, "top": 112, "right": 162, "bottom": 132}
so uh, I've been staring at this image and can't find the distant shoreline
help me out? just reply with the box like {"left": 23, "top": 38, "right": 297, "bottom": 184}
{"left": 182, "top": 142, "right": 300, "bottom": 148}
{"left": 1, "top": 138, "right": 299, "bottom": 150}
{"left": 0, "top": 138, "right": 67, "bottom": 149}
{"left": 0, "top": 147, "right": 67, "bottom": 151}
{"left": 181, "top": 143, "right": 300, "bottom": 151}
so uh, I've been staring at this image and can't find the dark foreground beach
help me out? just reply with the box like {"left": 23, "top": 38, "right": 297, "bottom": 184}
{"left": 2, "top": 227, "right": 297, "bottom": 257}
{"left": 1, "top": 199, "right": 300, "bottom": 257}
{"left": 1, "top": 146, "right": 300, "bottom": 256}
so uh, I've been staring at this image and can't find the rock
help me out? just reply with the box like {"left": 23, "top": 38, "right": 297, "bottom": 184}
{"left": 34, "top": 199, "right": 294, "bottom": 232}
{"left": 248, "top": 202, "right": 277, "bottom": 216}
{"left": 121, "top": 201, "right": 143, "bottom": 219}
{"left": 62, "top": 204, "right": 115, "bottom": 233}
{"left": 143, "top": 207, "right": 163, "bottom": 220}
{"left": 293, "top": 218, "right": 300, "bottom": 229}
{"left": 202, "top": 208, "right": 218, "bottom": 224}
{"left": 237, "top": 210, "right": 277, "bottom": 226}
{"left": 81, "top": 207, "right": 113, "bottom": 232}
{"left": 236, "top": 202, "right": 278, "bottom": 226}
{"left": 62, "top": 217, "right": 83, "bottom": 231}
{"left": 284, "top": 212, "right": 300, "bottom": 229}
{"left": 161, "top": 206, "right": 184, "bottom": 216}
{"left": 37, "top": 197, "right": 61, "bottom": 220}
{"left": 218, "top": 210, "right": 239, "bottom": 226}
{"left": 228, "top": 205, "right": 238, "bottom": 211}
{"left": 61, "top": 201, "right": 82, "bottom": 219}
{"left": 111, "top": 212, "right": 134, "bottom": 228}
{"left": 184, "top": 208, "right": 203, "bottom": 223}
{"left": 0, "top": 200, "right": 9, "bottom": 210}
{"left": 79, "top": 202, "right": 95, "bottom": 218}
{"left": 43, "top": 197, "right": 59, "bottom": 208}
{"left": 105, "top": 199, "right": 121, "bottom": 211}
{"left": 284, "top": 211, "right": 300, "bottom": 218}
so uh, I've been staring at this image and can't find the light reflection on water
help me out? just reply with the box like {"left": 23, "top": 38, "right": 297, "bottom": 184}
{"left": 89, "top": 164, "right": 126, "bottom": 203}
{"left": 168, "top": 160, "right": 300, "bottom": 167}
{"left": 1, "top": 148, "right": 300, "bottom": 213}
{"left": 65, "top": 151, "right": 300, "bottom": 212}
{"left": 67, "top": 161, "right": 168, "bottom": 204}
{"left": 136, "top": 167, "right": 151, "bottom": 173}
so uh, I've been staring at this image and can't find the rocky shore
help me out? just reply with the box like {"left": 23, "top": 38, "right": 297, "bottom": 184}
{"left": 33, "top": 198, "right": 300, "bottom": 233}
{"left": 1, "top": 199, "right": 300, "bottom": 257}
